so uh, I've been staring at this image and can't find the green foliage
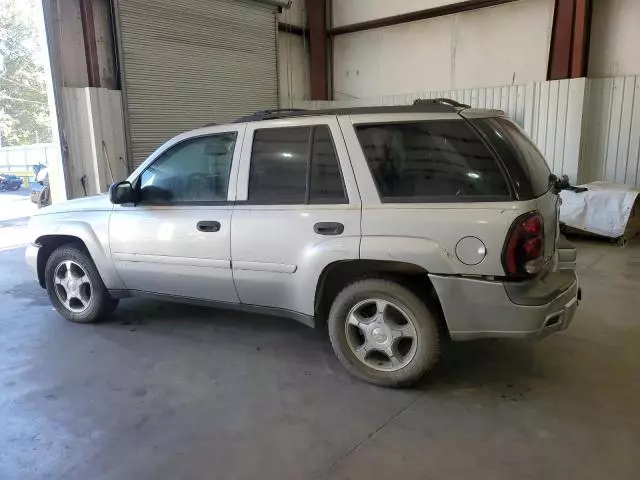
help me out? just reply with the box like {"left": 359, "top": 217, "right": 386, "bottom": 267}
{"left": 0, "top": 0, "right": 52, "bottom": 146}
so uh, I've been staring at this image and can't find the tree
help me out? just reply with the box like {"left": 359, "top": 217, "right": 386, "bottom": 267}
{"left": 0, "top": 0, "right": 52, "bottom": 146}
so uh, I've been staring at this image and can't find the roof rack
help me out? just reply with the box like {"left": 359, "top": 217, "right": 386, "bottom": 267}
{"left": 234, "top": 108, "right": 308, "bottom": 123}
{"left": 413, "top": 98, "right": 471, "bottom": 109}
{"left": 230, "top": 99, "right": 468, "bottom": 124}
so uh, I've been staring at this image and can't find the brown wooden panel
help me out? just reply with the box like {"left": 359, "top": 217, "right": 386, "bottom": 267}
{"left": 548, "top": 0, "right": 576, "bottom": 81}
{"left": 307, "top": 0, "right": 328, "bottom": 100}
{"left": 79, "top": 0, "right": 100, "bottom": 87}
{"left": 570, "top": 0, "right": 592, "bottom": 78}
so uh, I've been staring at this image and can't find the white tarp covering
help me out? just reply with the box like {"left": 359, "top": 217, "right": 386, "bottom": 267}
{"left": 559, "top": 182, "right": 640, "bottom": 238}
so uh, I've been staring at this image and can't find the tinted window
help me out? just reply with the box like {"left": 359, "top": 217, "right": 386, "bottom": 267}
{"left": 248, "top": 126, "right": 347, "bottom": 204}
{"left": 139, "top": 133, "right": 236, "bottom": 203}
{"left": 355, "top": 120, "right": 510, "bottom": 202}
{"left": 309, "top": 126, "right": 347, "bottom": 204}
{"left": 248, "top": 127, "right": 309, "bottom": 204}
{"left": 494, "top": 118, "right": 552, "bottom": 197}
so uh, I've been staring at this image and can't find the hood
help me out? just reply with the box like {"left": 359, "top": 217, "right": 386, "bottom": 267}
{"left": 34, "top": 194, "right": 113, "bottom": 216}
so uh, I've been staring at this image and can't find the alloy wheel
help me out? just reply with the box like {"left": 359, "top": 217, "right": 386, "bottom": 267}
{"left": 53, "top": 260, "right": 92, "bottom": 313}
{"left": 345, "top": 298, "right": 418, "bottom": 372}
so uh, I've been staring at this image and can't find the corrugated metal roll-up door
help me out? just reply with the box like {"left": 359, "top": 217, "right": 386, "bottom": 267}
{"left": 115, "top": 0, "right": 279, "bottom": 168}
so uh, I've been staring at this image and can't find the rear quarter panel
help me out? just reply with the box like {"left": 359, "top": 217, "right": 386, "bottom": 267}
{"left": 360, "top": 201, "right": 539, "bottom": 276}
{"left": 338, "top": 114, "right": 541, "bottom": 276}
{"left": 536, "top": 189, "right": 560, "bottom": 261}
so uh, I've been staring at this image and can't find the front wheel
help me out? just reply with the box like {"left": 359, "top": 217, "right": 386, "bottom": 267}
{"left": 45, "top": 245, "right": 118, "bottom": 323}
{"left": 10, "top": 183, "right": 21, "bottom": 191}
{"left": 328, "top": 279, "right": 441, "bottom": 387}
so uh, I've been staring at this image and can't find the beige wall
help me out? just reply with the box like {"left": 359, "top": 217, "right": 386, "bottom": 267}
{"left": 589, "top": 0, "right": 640, "bottom": 78}
{"left": 333, "top": 0, "right": 554, "bottom": 99}
{"left": 278, "top": 0, "right": 310, "bottom": 105}
{"left": 333, "top": 0, "right": 464, "bottom": 27}
{"left": 57, "top": 0, "right": 88, "bottom": 87}
{"left": 279, "top": 0, "right": 306, "bottom": 27}
{"left": 279, "top": 32, "right": 310, "bottom": 105}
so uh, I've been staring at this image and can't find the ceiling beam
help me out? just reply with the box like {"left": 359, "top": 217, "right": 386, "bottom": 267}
{"left": 328, "top": 0, "right": 520, "bottom": 36}
{"left": 278, "top": 21, "right": 308, "bottom": 37}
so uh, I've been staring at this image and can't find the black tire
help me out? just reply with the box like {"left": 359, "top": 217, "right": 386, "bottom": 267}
{"left": 328, "top": 279, "right": 440, "bottom": 388}
{"left": 45, "top": 245, "right": 119, "bottom": 323}
{"left": 10, "top": 184, "right": 21, "bottom": 191}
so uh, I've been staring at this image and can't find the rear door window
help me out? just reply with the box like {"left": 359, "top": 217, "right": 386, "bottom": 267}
{"left": 309, "top": 126, "right": 348, "bottom": 204}
{"left": 248, "top": 127, "right": 309, "bottom": 204}
{"left": 355, "top": 120, "right": 511, "bottom": 202}
{"left": 247, "top": 125, "right": 347, "bottom": 204}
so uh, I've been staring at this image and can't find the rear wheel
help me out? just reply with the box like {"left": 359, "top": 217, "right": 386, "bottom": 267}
{"left": 45, "top": 245, "right": 118, "bottom": 323}
{"left": 328, "top": 279, "right": 440, "bottom": 387}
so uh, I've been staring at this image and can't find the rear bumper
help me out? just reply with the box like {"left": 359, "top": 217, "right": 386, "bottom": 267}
{"left": 430, "top": 270, "right": 579, "bottom": 341}
{"left": 557, "top": 235, "right": 577, "bottom": 270}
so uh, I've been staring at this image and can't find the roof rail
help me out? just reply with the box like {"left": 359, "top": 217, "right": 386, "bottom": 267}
{"left": 235, "top": 108, "right": 308, "bottom": 123}
{"left": 413, "top": 98, "right": 471, "bottom": 109}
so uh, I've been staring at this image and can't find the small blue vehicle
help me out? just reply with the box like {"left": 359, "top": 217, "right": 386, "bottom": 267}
{"left": 0, "top": 173, "right": 23, "bottom": 191}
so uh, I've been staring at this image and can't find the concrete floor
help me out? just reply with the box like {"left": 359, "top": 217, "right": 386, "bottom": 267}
{"left": 0, "top": 189, "right": 35, "bottom": 251}
{"left": 0, "top": 240, "right": 638, "bottom": 480}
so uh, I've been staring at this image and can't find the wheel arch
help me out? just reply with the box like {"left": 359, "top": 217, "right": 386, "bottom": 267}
{"left": 35, "top": 235, "right": 89, "bottom": 288}
{"left": 33, "top": 221, "right": 122, "bottom": 290}
{"left": 314, "top": 259, "right": 449, "bottom": 338}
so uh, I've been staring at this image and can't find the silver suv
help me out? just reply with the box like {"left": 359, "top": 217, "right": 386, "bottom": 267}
{"left": 26, "top": 100, "right": 579, "bottom": 387}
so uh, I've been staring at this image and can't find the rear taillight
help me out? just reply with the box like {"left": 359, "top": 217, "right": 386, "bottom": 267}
{"left": 503, "top": 212, "right": 544, "bottom": 277}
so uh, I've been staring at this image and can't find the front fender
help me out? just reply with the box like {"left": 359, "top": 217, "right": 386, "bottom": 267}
{"left": 30, "top": 215, "right": 124, "bottom": 290}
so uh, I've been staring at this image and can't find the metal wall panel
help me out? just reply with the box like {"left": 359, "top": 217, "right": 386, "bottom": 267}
{"left": 581, "top": 76, "right": 640, "bottom": 186}
{"left": 295, "top": 79, "right": 587, "bottom": 183}
{"left": 116, "top": 0, "right": 278, "bottom": 168}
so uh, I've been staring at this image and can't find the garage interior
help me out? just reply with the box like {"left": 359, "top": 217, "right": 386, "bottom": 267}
{"left": 1, "top": 0, "right": 640, "bottom": 478}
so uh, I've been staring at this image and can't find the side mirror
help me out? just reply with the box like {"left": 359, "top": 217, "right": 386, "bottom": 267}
{"left": 109, "top": 181, "right": 137, "bottom": 204}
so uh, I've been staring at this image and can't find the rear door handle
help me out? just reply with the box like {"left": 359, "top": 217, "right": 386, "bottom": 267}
{"left": 314, "top": 222, "right": 344, "bottom": 236}
{"left": 197, "top": 221, "right": 221, "bottom": 233}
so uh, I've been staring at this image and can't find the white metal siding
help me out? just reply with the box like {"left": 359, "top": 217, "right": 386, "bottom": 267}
{"left": 296, "top": 78, "right": 587, "bottom": 183}
{"left": 116, "top": 0, "right": 278, "bottom": 168}
{"left": 581, "top": 76, "right": 640, "bottom": 186}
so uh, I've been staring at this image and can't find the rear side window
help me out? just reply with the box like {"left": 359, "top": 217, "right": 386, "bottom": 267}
{"left": 470, "top": 118, "right": 552, "bottom": 199}
{"left": 248, "top": 125, "right": 347, "bottom": 204}
{"left": 249, "top": 127, "right": 309, "bottom": 204}
{"left": 493, "top": 118, "right": 552, "bottom": 197}
{"left": 309, "top": 126, "right": 347, "bottom": 204}
{"left": 355, "top": 120, "right": 510, "bottom": 202}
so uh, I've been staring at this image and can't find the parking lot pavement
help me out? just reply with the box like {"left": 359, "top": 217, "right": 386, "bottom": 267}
{"left": 0, "top": 241, "right": 639, "bottom": 480}
{"left": 0, "top": 188, "right": 36, "bottom": 251}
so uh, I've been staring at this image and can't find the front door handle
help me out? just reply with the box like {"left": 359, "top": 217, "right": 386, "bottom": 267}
{"left": 314, "top": 222, "right": 344, "bottom": 236}
{"left": 197, "top": 221, "right": 221, "bottom": 233}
